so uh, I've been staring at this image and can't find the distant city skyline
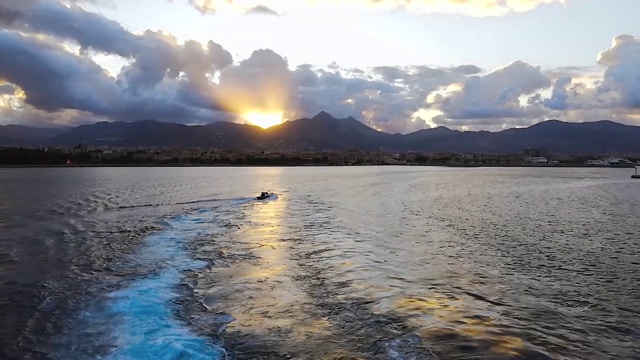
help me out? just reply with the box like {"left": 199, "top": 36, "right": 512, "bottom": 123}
{"left": 1, "top": 0, "right": 639, "bottom": 133}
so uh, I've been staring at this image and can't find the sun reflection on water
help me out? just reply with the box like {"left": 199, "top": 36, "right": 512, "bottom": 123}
{"left": 378, "top": 294, "right": 528, "bottom": 357}
{"left": 195, "top": 188, "right": 340, "bottom": 353}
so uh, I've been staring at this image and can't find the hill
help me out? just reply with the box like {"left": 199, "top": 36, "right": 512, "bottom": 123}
{"left": 3, "top": 113, "right": 640, "bottom": 154}
{"left": 0, "top": 125, "right": 67, "bottom": 146}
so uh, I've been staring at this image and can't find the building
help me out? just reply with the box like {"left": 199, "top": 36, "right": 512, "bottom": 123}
{"left": 525, "top": 156, "right": 548, "bottom": 164}
{"left": 72, "top": 144, "right": 88, "bottom": 154}
{"left": 523, "top": 148, "right": 546, "bottom": 158}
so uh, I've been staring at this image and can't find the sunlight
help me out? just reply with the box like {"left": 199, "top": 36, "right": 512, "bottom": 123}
{"left": 243, "top": 112, "right": 284, "bottom": 128}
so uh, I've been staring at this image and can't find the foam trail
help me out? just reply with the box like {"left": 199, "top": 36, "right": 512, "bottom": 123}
{"left": 101, "top": 211, "right": 226, "bottom": 360}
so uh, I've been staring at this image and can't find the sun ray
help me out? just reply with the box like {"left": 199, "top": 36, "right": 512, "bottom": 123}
{"left": 243, "top": 112, "right": 283, "bottom": 128}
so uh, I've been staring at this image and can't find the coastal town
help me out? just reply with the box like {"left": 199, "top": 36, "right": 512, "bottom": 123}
{"left": 0, "top": 145, "right": 638, "bottom": 167}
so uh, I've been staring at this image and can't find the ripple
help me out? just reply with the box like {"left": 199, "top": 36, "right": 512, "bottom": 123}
{"left": 2, "top": 167, "right": 639, "bottom": 359}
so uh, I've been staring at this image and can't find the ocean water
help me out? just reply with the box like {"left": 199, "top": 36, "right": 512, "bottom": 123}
{"left": 0, "top": 166, "right": 638, "bottom": 359}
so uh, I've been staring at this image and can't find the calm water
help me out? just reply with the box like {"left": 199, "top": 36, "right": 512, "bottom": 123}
{"left": 0, "top": 166, "right": 638, "bottom": 359}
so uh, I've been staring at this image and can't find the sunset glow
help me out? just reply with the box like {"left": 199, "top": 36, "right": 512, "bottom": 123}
{"left": 2, "top": 0, "right": 640, "bottom": 132}
{"left": 243, "top": 112, "right": 284, "bottom": 128}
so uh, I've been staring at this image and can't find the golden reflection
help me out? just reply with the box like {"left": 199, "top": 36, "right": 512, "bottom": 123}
{"left": 241, "top": 196, "right": 286, "bottom": 281}
{"left": 490, "top": 335, "right": 525, "bottom": 356}
{"left": 208, "top": 180, "right": 336, "bottom": 345}
{"left": 390, "top": 294, "right": 527, "bottom": 356}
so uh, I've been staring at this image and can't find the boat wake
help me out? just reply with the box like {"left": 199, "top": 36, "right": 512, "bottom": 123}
{"left": 116, "top": 197, "right": 251, "bottom": 210}
{"left": 53, "top": 210, "right": 229, "bottom": 359}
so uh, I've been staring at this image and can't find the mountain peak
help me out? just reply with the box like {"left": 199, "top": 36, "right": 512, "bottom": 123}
{"left": 432, "top": 126, "right": 454, "bottom": 132}
{"left": 311, "top": 111, "right": 336, "bottom": 121}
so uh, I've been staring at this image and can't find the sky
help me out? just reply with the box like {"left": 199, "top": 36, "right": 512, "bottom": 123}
{"left": 0, "top": 0, "right": 639, "bottom": 133}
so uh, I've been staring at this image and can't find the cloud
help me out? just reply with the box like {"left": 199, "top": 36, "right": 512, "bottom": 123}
{"left": 542, "top": 77, "right": 571, "bottom": 110}
{"left": 426, "top": 35, "right": 640, "bottom": 130}
{"left": 2, "top": 0, "right": 640, "bottom": 133}
{"left": 451, "top": 65, "right": 482, "bottom": 75}
{"left": 4, "top": 1, "right": 233, "bottom": 93}
{"left": 597, "top": 34, "right": 640, "bottom": 108}
{"left": 245, "top": 5, "right": 280, "bottom": 16}
{"left": 0, "top": 0, "right": 237, "bottom": 125}
{"left": 0, "top": 0, "right": 470, "bottom": 135}
{"left": 289, "top": 64, "right": 469, "bottom": 133}
{"left": 19, "top": 1, "right": 138, "bottom": 57}
{"left": 0, "top": 0, "right": 112, "bottom": 25}
{"left": 181, "top": 0, "right": 564, "bottom": 16}
{"left": 0, "top": 106, "right": 96, "bottom": 127}
{"left": 524, "top": 34, "right": 640, "bottom": 117}
{"left": 0, "top": 31, "right": 120, "bottom": 113}
{"left": 430, "top": 61, "right": 551, "bottom": 125}
{"left": 0, "top": 0, "right": 37, "bottom": 24}
{"left": 0, "top": 83, "right": 18, "bottom": 95}
{"left": 117, "top": 31, "right": 232, "bottom": 95}
{"left": 215, "top": 49, "right": 293, "bottom": 119}
{"left": 0, "top": 29, "right": 230, "bottom": 124}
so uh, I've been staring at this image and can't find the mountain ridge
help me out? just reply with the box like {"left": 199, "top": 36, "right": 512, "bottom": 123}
{"left": 0, "top": 124, "right": 68, "bottom": 146}
{"left": 2, "top": 112, "right": 640, "bottom": 154}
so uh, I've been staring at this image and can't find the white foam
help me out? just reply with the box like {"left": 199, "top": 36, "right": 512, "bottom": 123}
{"left": 98, "top": 210, "right": 225, "bottom": 359}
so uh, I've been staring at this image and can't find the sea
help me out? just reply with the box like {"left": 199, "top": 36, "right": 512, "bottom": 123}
{"left": 0, "top": 166, "right": 638, "bottom": 359}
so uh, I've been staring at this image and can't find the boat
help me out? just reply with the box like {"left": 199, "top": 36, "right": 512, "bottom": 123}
{"left": 632, "top": 166, "right": 640, "bottom": 179}
{"left": 256, "top": 192, "right": 275, "bottom": 200}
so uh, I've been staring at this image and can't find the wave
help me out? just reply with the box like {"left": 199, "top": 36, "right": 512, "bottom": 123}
{"left": 117, "top": 195, "right": 274, "bottom": 210}
{"left": 55, "top": 209, "right": 230, "bottom": 359}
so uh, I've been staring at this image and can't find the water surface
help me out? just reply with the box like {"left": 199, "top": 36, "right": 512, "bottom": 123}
{"left": 0, "top": 166, "right": 638, "bottom": 359}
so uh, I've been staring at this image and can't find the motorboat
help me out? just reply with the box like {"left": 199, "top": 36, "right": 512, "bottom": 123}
{"left": 256, "top": 192, "right": 275, "bottom": 200}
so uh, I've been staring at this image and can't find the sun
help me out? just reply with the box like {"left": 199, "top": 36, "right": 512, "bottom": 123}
{"left": 243, "top": 112, "right": 284, "bottom": 129}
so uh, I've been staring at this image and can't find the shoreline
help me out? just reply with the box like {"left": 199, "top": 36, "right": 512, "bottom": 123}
{"left": 0, "top": 163, "right": 636, "bottom": 169}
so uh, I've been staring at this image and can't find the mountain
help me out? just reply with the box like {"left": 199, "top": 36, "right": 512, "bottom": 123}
{"left": 397, "top": 119, "right": 640, "bottom": 154}
{"left": 3, "top": 113, "right": 640, "bottom": 154}
{"left": 263, "top": 111, "right": 388, "bottom": 150}
{"left": 480, "top": 120, "right": 637, "bottom": 154}
{"left": 49, "top": 119, "right": 266, "bottom": 148}
{"left": 0, "top": 125, "right": 67, "bottom": 146}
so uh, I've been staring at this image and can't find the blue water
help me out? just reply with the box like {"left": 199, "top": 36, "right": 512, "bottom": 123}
{"left": 101, "top": 210, "right": 226, "bottom": 359}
